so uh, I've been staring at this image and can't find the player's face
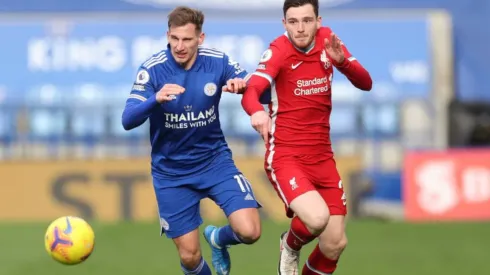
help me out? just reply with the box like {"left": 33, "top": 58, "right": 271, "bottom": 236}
{"left": 167, "top": 23, "right": 205, "bottom": 68}
{"left": 283, "top": 4, "right": 321, "bottom": 49}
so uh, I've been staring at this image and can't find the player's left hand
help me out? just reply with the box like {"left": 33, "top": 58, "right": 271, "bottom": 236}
{"left": 324, "top": 33, "right": 345, "bottom": 64}
{"left": 223, "top": 78, "right": 247, "bottom": 94}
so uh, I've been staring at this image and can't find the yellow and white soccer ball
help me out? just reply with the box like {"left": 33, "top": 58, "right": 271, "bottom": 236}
{"left": 44, "top": 216, "right": 95, "bottom": 265}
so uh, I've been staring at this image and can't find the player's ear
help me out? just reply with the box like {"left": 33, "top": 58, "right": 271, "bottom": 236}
{"left": 198, "top": 32, "right": 205, "bottom": 45}
{"left": 282, "top": 18, "right": 287, "bottom": 29}
{"left": 317, "top": 16, "right": 322, "bottom": 28}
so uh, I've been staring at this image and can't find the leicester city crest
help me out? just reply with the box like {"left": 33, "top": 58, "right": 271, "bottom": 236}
{"left": 204, "top": 82, "right": 217, "bottom": 96}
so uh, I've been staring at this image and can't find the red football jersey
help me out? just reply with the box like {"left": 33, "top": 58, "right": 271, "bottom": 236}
{"left": 253, "top": 27, "right": 355, "bottom": 156}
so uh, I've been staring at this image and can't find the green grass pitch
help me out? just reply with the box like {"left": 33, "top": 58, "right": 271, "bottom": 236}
{"left": 1, "top": 220, "right": 489, "bottom": 275}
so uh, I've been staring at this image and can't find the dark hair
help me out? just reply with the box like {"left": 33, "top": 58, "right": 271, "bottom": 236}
{"left": 167, "top": 6, "right": 205, "bottom": 32}
{"left": 283, "top": 0, "right": 319, "bottom": 17}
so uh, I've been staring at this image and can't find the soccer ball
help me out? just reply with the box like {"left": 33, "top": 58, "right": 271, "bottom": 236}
{"left": 44, "top": 216, "right": 95, "bottom": 265}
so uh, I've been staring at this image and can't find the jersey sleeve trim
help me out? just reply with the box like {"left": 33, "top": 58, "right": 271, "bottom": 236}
{"left": 244, "top": 73, "right": 253, "bottom": 82}
{"left": 252, "top": 71, "right": 273, "bottom": 84}
{"left": 128, "top": 94, "right": 147, "bottom": 102}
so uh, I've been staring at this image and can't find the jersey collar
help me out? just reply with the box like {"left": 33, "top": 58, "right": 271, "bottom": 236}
{"left": 166, "top": 44, "right": 203, "bottom": 72}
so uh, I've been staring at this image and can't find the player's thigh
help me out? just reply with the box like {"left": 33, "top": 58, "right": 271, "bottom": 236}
{"left": 313, "top": 158, "right": 347, "bottom": 216}
{"left": 317, "top": 215, "right": 347, "bottom": 259}
{"left": 206, "top": 163, "right": 261, "bottom": 216}
{"left": 172, "top": 228, "right": 202, "bottom": 264}
{"left": 206, "top": 166, "right": 262, "bottom": 240}
{"left": 266, "top": 158, "right": 329, "bottom": 230}
{"left": 153, "top": 178, "right": 204, "bottom": 239}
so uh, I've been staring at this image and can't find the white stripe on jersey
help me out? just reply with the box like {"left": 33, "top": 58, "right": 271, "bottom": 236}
{"left": 348, "top": 56, "right": 357, "bottom": 62}
{"left": 128, "top": 94, "right": 147, "bottom": 102}
{"left": 265, "top": 84, "right": 288, "bottom": 206}
{"left": 143, "top": 52, "right": 167, "bottom": 68}
{"left": 146, "top": 57, "right": 168, "bottom": 69}
{"left": 199, "top": 52, "right": 224, "bottom": 58}
{"left": 244, "top": 73, "right": 252, "bottom": 82}
{"left": 198, "top": 47, "right": 224, "bottom": 56}
{"left": 252, "top": 71, "right": 273, "bottom": 84}
{"left": 143, "top": 52, "right": 165, "bottom": 67}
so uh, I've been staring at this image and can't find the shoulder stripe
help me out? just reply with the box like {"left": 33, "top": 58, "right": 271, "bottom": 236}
{"left": 143, "top": 52, "right": 167, "bottom": 68}
{"left": 199, "top": 52, "right": 224, "bottom": 58}
{"left": 146, "top": 57, "right": 168, "bottom": 69}
{"left": 198, "top": 47, "right": 224, "bottom": 55}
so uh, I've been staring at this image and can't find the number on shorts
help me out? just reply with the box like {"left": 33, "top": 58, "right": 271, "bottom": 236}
{"left": 233, "top": 174, "right": 252, "bottom": 193}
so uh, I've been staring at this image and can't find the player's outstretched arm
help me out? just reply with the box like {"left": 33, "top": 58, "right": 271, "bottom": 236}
{"left": 325, "top": 33, "right": 373, "bottom": 91}
{"left": 221, "top": 54, "right": 251, "bottom": 94}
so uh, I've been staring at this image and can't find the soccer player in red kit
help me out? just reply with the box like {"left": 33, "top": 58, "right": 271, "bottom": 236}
{"left": 241, "top": 0, "right": 372, "bottom": 274}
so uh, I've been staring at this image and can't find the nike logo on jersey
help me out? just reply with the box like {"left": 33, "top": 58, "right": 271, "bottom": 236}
{"left": 291, "top": 61, "right": 303, "bottom": 70}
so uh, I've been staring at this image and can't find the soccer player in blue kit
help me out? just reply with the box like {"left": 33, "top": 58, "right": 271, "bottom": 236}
{"left": 121, "top": 6, "right": 262, "bottom": 275}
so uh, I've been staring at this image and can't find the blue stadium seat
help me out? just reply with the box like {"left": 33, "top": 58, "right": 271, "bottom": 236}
{"left": 25, "top": 85, "right": 68, "bottom": 142}
{"left": 0, "top": 87, "right": 17, "bottom": 143}
{"left": 107, "top": 86, "right": 149, "bottom": 142}
{"left": 0, "top": 107, "right": 16, "bottom": 143}
{"left": 70, "top": 84, "right": 105, "bottom": 142}
{"left": 361, "top": 103, "right": 399, "bottom": 138}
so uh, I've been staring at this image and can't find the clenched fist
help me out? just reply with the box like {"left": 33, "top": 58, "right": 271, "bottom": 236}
{"left": 156, "top": 84, "right": 185, "bottom": 103}
{"left": 222, "top": 78, "right": 247, "bottom": 94}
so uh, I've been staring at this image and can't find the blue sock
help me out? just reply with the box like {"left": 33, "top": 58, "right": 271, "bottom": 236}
{"left": 216, "top": 225, "right": 242, "bottom": 247}
{"left": 180, "top": 257, "right": 211, "bottom": 275}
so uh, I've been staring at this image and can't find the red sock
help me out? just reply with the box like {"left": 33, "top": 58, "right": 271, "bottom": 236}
{"left": 302, "top": 244, "right": 338, "bottom": 275}
{"left": 285, "top": 216, "right": 318, "bottom": 251}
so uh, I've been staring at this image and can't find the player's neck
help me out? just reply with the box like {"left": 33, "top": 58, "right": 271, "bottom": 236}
{"left": 285, "top": 33, "right": 315, "bottom": 53}
{"left": 295, "top": 41, "right": 315, "bottom": 53}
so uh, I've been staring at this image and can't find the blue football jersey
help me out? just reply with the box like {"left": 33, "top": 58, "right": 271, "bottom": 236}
{"left": 126, "top": 45, "right": 248, "bottom": 178}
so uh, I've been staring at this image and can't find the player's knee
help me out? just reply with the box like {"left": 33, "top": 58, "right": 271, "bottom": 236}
{"left": 302, "top": 210, "right": 330, "bottom": 235}
{"left": 235, "top": 222, "right": 261, "bottom": 244}
{"left": 291, "top": 192, "right": 330, "bottom": 235}
{"left": 319, "top": 234, "right": 347, "bottom": 260}
{"left": 178, "top": 245, "right": 202, "bottom": 268}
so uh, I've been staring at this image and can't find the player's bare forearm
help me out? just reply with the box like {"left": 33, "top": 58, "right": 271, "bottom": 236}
{"left": 335, "top": 59, "right": 373, "bottom": 91}
{"left": 121, "top": 95, "right": 159, "bottom": 130}
{"left": 241, "top": 74, "right": 270, "bottom": 115}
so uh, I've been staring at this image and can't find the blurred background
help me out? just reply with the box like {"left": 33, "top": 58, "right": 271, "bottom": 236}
{"left": 1, "top": 0, "right": 490, "bottom": 274}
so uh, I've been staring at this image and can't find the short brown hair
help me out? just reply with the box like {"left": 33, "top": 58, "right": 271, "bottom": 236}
{"left": 283, "top": 0, "right": 319, "bottom": 17}
{"left": 167, "top": 6, "right": 205, "bottom": 33}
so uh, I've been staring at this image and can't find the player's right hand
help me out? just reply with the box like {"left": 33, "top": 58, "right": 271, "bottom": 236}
{"left": 156, "top": 84, "right": 185, "bottom": 103}
{"left": 250, "top": 110, "right": 271, "bottom": 144}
